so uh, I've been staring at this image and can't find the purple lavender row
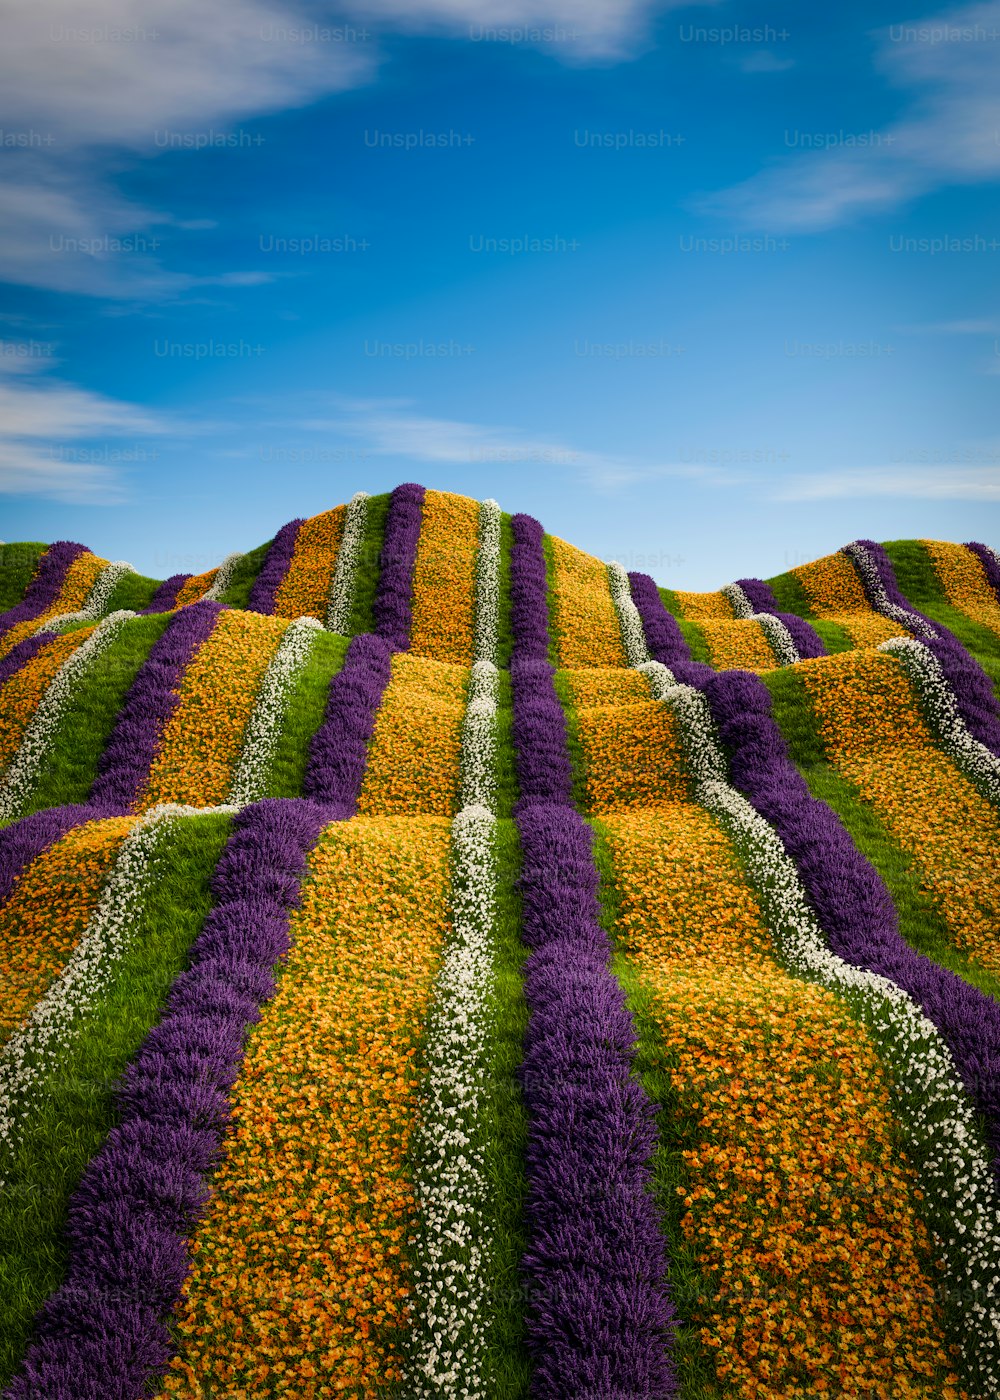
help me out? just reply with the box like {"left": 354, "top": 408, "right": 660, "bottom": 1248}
{"left": 373, "top": 482, "right": 425, "bottom": 650}
{"left": 846, "top": 539, "right": 1000, "bottom": 759}
{"left": 733, "top": 577, "right": 827, "bottom": 658}
{"left": 140, "top": 574, "right": 192, "bottom": 615}
{"left": 700, "top": 667, "right": 1000, "bottom": 1171}
{"left": 626, "top": 572, "right": 713, "bottom": 685}
{"left": 0, "top": 542, "right": 87, "bottom": 642}
{"left": 302, "top": 631, "right": 392, "bottom": 814}
{"left": 5, "top": 798, "right": 329, "bottom": 1400}
{"left": 966, "top": 541, "right": 1000, "bottom": 604}
{"left": 89, "top": 601, "right": 224, "bottom": 812}
{"left": 247, "top": 518, "right": 304, "bottom": 615}
{"left": 510, "top": 514, "right": 574, "bottom": 808}
{"left": 510, "top": 513, "right": 678, "bottom": 1395}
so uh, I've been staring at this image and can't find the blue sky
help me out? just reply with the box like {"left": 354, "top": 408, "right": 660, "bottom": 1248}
{"left": 1, "top": 0, "right": 998, "bottom": 586}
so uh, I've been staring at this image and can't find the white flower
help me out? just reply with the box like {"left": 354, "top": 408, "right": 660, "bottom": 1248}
{"left": 606, "top": 560, "right": 650, "bottom": 668}
{"left": 722, "top": 582, "right": 800, "bottom": 666}
{"left": 326, "top": 491, "right": 370, "bottom": 634}
{"left": 844, "top": 541, "right": 938, "bottom": 640}
{"left": 39, "top": 560, "right": 136, "bottom": 633}
{"left": 228, "top": 617, "right": 324, "bottom": 805}
{"left": 202, "top": 551, "right": 244, "bottom": 602}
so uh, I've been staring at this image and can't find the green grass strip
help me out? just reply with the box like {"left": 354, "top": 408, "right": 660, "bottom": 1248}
{"left": 552, "top": 670, "right": 589, "bottom": 813}
{"left": 880, "top": 539, "right": 948, "bottom": 606}
{"left": 764, "top": 567, "right": 814, "bottom": 618}
{"left": 483, "top": 818, "right": 531, "bottom": 1396}
{"left": 809, "top": 618, "right": 854, "bottom": 653}
{"left": 494, "top": 671, "right": 519, "bottom": 819}
{"left": 541, "top": 534, "right": 562, "bottom": 668}
{"left": 344, "top": 491, "right": 390, "bottom": 636}
{"left": 218, "top": 539, "right": 272, "bottom": 610}
{"left": 0, "top": 811, "right": 231, "bottom": 1386}
{"left": 589, "top": 820, "right": 717, "bottom": 1400}
{"left": 104, "top": 572, "right": 161, "bottom": 613}
{"left": 497, "top": 512, "right": 515, "bottom": 670}
{"left": 0, "top": 545, "right": 47, "bottom": 613}
{"left": 656, "top": 584, "right": 684, "bottom": 618}
{"left": 678, "top": 619, "right": 711, "bottom": 666}
{"left": 22, "top": 614, "right": 170, "bottom": 817}
{"left": 762, "top": 667, "right": 1000, "bottom": 1004}
{"left": 263, "top": 631, "right": 349, "bottom": 798}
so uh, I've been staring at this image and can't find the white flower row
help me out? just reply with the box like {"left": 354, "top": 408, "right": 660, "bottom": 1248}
{"left": 844, "top": 541, "right": 939, "bottom": 641}
{"left": 406, "top": 803, "right": 499, "bottom": 1398}
{"left": 39, "top": 560, "right": 136, "bottom": 633}
{"left": 406, "top": 502, "right": 505, "bottom": 1396}
{"left": 228, "top": 617, "right": 324, "bottom": 805}
{"left": 326, "top": 490, "right": 370, "bottom": 634}
{"left": 0, "top": 803, "right": 237, "bottom": 1170}
{"left": 722, "top": 581, "right": 800, "bottom": 666}
{"left": 473, "top": 498, "right": 502, "bottom": 666}
{"left": 642, "top": 663, "right": 1000, "bottom": 1393}
{"left": 202, "top": 550, "right": 244, "bottom": 602}
{"left": 879, "top": 635, "right": 1000, "bottom": 809}
{"left": 607, "top": 560, "right": 651, "bottom": 667}
{"left": 0, "top": 609, "right": 136, "bottom": 824}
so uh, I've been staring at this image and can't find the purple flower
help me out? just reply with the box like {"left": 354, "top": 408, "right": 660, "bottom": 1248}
{"left": 247, "top": 519, "right": 304, "bottom": 615}
{"left": 0, "top": 543, "right": 88, "bottom": 643}
{"left": 302, "top": 631, "right": 392, "bottom": 813}
{"left": 626, "top": 572, "right": 715, "bottom": 685}
{"left": 373, "top": 483, "right": 425, "bottom": 650}
{"left": 847, "top": 539, "right": 1000, "bottom": 758}
{"left": 734, "top": 578, "right": 827, "bottom": 658}
{"left": 89, "top": 601, "right": 224, "bottom": 812}
{"left": 5, "top": 798, "right": 329, "bottom": 1400}
{"left": 702, "top": 667, "right": 1000, "bottom": 1173}
{"left": 966, "top": 542, "right": 1000, "bottom": 604}
{"left": 0, "top": 633, "right": 58, "bottom": 691}
{"left": 141, "top": 575, "right": 192, "bottom": 615}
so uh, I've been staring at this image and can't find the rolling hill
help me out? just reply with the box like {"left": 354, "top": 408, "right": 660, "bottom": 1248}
{"left": 2, "top": 483, "right": 1000, "bottom": 1399}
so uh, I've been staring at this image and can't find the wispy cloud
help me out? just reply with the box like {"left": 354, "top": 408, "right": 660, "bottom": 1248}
{"left": 774, "top": 465, "right": 1000, "bottom": 500}
{"left": 306, "top": 398, "right": 738, "bottom": 491}
{"left": 695, "top": 1, "right": 1000, "bottom": 230}
{"left": 0, "top": 347, "right": 164, "bottom": 501}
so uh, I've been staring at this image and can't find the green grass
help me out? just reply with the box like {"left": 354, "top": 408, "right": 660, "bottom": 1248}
{"left": 218, "top": 539, "right": 273, "bottom": 610}
{"left": 656, "top": 584, "right": 684, "bottom": 618}
{"left": 0, "top": 545, "right": 47, "bottom": 613}
{"left": 18, "top": 615, "right": 170, "bottom": 820}
{"left": 345, "top": 491, "right": 391, "bottom": 636}
{"left": 263, "top": 631, "right": 349, "bottom": 798}
{"left": 678, "top": 619, "right": 712, "bottom": 666}
{"left": 880, "top": 539, "right": 947, "bottom": 606}
{"left": 589, "top": 821, "right": 718, "bottom": 1400}
{"left": 809, "top": 618, "right": 854, "bottom": 653}
{"left": 0, "top": 812, "right": 231, "bottom": 1387}
{"left": 764, "top": 568, "right": 814, "bottom": 618}
{"left": 483, "top": 818, "right": 531, "bottom": 1396}
{"left": 541, "top": 533, "right": 562, "bottom": 668}
{"left": 762, "top": 666, "right": 1000, "bottom": 1003}
{"left": 103, "top": 571, "right": 161, "bottom": 613}
{"left": 494, "top": 671, "right": 519, "bottom": 818}
{"left": 497, "top": 512, "right": 515, "bottom": 669}
{"left": 552, "top": 670, "right": 589, "bottom": 813}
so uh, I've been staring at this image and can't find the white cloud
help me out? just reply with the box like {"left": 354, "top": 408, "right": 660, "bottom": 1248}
{"left": 0, "top": 351, "right": 164, "bottom": 502}
{"left": 695, "top": 1, "right": 1000, "bottom": 230}
{"left": 308, "top": 398, "right": 736, "bottom": 491}
{"left": 774, "top": 465, "right": 1000, "bottom": 500}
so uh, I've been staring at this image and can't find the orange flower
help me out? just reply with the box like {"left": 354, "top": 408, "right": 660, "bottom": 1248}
{"left": 0, "top": 552, "right": 108, "bottom": 660}
{"left": 409, "top": 490, "right": 480, "bottom": 665}
{"left": 792, "top": 551, "right": 902, "bottom": 649}
{"left": 274, "top": 507, "right": 347, "bottom": 621}
{"left": 924, "top": 539, "right": 1000, "bottom": 640}
{"left": 0, "top": 631, "right": 90, "bottom": 773}
{"left": 549, "top": 536, "right": 626, "bottom": 668}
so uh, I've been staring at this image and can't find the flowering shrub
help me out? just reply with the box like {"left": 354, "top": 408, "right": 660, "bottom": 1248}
{"left": 731, "top": 577, "right": 827, "bottom": 658}
{"left": 626, "top": 570, "right": 703, "bottom": 674}
{"left": 967, "top": 540, "right": 1000, "bottom": 603}
{"left": 548, "top": 535, "right": 626, "bottom": 668}
{"left": 325, "top": 491, "right": 369, "bottom": 633}
{"left": 673, "top": 587, "right": 733, "bottom": 619}
{"left": 699, "top": 617, "right": 780, "bottom": 671}
{"left": 174, "top": 551, "right": 243, "bottom": 608}
{"left": 473, "top": 498, "right": 501, "bottom": 666}
{"left": 246, "top": 516, "right": 303, "bottom": 614}
{"left": 843, "top": 539, "right": 939, "bottom": 640}
{"left": 0, "top": 803, "right": 103, "bottom": 910}
{"left": 373, "top": 482, "right": 426, "bottom": 650}
{"left": 924, "top": 539, "right": 1000, "bottom": 640}
{"left": 722, "top": 582, "right": 801, "bottom": 665}
{"left": 0, "top": 612, "right": 136, "bottom": 824}
{"left": 410, "top": 489, "right": 481, "bottom": 664}
{"left": 302, "top": 630, "right": 393, "bottom": 814}
{"left": 227, "top": 616, "right": 324, "bottom": 805}
{"left": 607, "top": 560, "right": 649, "bottom": 667}
{"left": 142, "top": 574, "right": 191, "bottom": 614}
{"left": 792, "top": 550, "right": 902, "bottom": 648}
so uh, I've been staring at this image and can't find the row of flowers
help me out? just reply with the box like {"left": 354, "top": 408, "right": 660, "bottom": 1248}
{"left": 248, "top": 507, "right": 348, "bottom": 621}
{"left": 728, "top": 576, "right": 828, "bottom": 658}
{"left": 722, "top": 581, "right": 804, "bottom": 665}
{"left": 409, "top": 489, "right": 481, "bottom": 665}
{"left": 326, "top": 490, "right": 370, "bottom": 633}
{"left": 508, "top": 511, "right": 678, "bottom": 1393}
{"left": 39, "top": 560, "right": 136, "bottom": 633}
{"left": 923, "top": 540, "right": 1000, "bottom": 642}
{"left": 616, "top": 576, "right": 1000, "bottom": 1392}
{"left": 1, "top": 548, "right": 109, "bottom": 662}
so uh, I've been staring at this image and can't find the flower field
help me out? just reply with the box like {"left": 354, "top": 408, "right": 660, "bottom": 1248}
{"left": 2, "top": 488, "right": 1000, "bottom": 1397}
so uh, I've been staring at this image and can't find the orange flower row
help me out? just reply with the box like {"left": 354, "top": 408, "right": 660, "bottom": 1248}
{"left": 801, "top": 648, "right": 1000, "bottom": 974}
{"left": 409, "top": 490, "right": 481, "bottom": 665}
{"left": 699, "top": 618, "right": 779, "bottom": 672}
{"left": 356, "top": 653, "right": 467, "bottom": 817}
{"left": 0, "top": 816, "right": 135, "bottom": 1047}
{"left": 549, "top": 535, "right": 626, "bottom": 668}
{"left": 603, "top": 805, "right": 963, "bottom": 1399}
{"left": 174, "top": 568, "right": 219, "bottom": 608}
{"left": 0, "top": 630, "right": 90, "bottom": 774}
{"left": 924, "top": 539, "right": 1000, "bottom": 641}
{"left": 139, "top": 611, "right": 289, "bottom": 810}
{"left": 274, "top": 506, "right": 347, "bottom": 621}
{"left": 0, "top": 551, "right": 107, "bottom": 661}
{"left": 792, "top": 551, "right": 902, "bottom": 649}
{"left": 566, "top": 668, "right": 687, "bottom": 812}
{"left": 674, "top": 588, "right": 735, "bottom": 620}
{"left": 158, "top": 814, "right": 452, "bottom": 1399}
